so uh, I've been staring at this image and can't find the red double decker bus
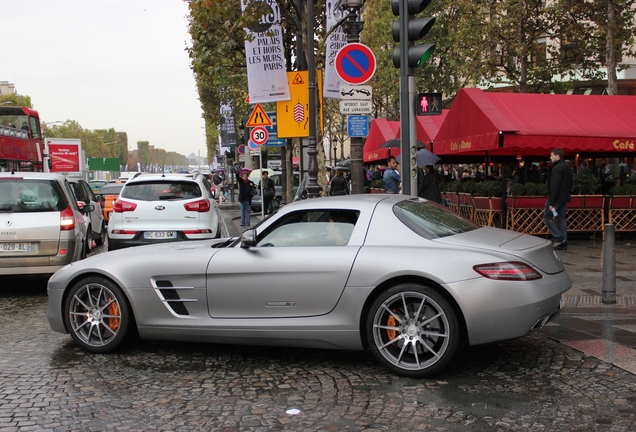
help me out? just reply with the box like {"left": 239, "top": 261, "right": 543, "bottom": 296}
{"left": 0, "top": 106, "right": 44, "bottom": 172}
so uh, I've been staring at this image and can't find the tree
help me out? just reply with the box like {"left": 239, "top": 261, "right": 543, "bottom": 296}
{"left": 0, "top": 94, "right": 32, "bottom": 108}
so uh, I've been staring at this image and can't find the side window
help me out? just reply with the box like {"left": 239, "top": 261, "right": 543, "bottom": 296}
{"left": 257, "top": 210, "right": 359, "bottom": 247}
{"left": 81, "top": 182, "right": 97, "bottom": 202}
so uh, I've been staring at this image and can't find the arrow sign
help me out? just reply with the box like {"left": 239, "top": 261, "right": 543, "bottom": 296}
{"left": 335, "top": 43, "right": 377, "bottom": 85}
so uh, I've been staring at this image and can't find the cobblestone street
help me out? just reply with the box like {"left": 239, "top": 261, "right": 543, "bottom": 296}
{"left": 1, "top": 281, "right": 635, "bottom": 431}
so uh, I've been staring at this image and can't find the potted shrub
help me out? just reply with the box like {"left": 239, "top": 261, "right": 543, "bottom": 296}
{"left": 370, "top": 179, "right": 384, "bottom": 193}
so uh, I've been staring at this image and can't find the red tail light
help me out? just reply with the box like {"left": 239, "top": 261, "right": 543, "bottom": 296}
{"left": 60, "top": 206, "right": 75, "bottom": 230}
{"left": 113, "top": 200, "right": 137, "bottom": 213}
{"left": 184, "top": 199, "right": 210, "bottom": 212}
{"left": 473, "top": 262, "right": 542, "bottom": 281}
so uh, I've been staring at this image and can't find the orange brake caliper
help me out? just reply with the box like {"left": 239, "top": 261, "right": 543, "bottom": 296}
{"left": 386, "top": 311, "right": 397, "bottom": 343}
{"left": 107, "top": 296, "right": 120, "bottom": 331}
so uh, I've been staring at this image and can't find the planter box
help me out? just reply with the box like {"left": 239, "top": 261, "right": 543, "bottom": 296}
{"left": 370, "top": 188, "right": 385, "bottom": 194}
{"left": 608, "top": 195, "right": 636, "bottom": 232}
{"left": 472, "top": 196, "right": 503, "bottom": 227}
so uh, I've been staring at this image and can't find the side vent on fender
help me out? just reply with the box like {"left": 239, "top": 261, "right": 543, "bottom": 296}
{"left": 156, "top": 280, "right": 190, "bottom": 316}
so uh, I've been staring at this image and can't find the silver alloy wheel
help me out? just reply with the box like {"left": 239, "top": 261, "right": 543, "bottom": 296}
{"left": 68, "top": 283, "right": 122, "bottom": 348}
{"left": 372, "top": 291, "right": 451, "bottom": 373}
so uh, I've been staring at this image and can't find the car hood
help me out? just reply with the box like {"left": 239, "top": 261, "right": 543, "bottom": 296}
{"left": 432, "top": 227, "right": 565, "bottom": 275}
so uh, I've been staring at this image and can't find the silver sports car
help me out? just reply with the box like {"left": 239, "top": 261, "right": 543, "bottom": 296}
{"left": 47, "top": 195, "right": 571, "bottom": 377}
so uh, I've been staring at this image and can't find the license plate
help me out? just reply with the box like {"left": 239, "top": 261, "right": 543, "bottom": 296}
{"left": 559, "top": 293, "right": 567, "bottom": 309}
{"left": 0, "top": 243, "right": 32, "bottom": 252}
{"left": 144, "top": 231, "right": 177, "bottom": 239}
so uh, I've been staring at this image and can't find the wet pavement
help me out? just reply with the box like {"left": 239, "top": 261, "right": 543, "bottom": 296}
{"left": 0, "top": 203, "right": 634, "bottom": 431}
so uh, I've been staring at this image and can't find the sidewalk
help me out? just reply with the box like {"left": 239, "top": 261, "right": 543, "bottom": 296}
{"left": 218, "top": 204, "right": 636, "bottom": 374}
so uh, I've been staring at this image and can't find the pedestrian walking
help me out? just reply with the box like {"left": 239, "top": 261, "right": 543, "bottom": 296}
{"left": 417, "top": 165, "right": 442, "bottom": 203}
{"left": 383, "top": 156, "right": 401, "bottom": 194}
{"left": 329, "top": 169, "right": 349, "bottom": 196}
{"left": 236, "top": 170, "right": 255, "bottom": 226}
{"left": 544, "top": 148, "right": 572, "bottom": 250}
{"left": 260, "top": 170, "right": 276, "bottom": 215}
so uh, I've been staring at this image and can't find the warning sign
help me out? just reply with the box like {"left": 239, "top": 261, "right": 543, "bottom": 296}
{"left": 276, "top": 70, "right": 323, "bottom": 138}
{"left": 246, "top": 103, "right": 272, "bottom": 127}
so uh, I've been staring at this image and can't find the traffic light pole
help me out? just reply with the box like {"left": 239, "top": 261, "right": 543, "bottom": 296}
{"left": 398, "top": 0, "right": 415, "bottom": 196}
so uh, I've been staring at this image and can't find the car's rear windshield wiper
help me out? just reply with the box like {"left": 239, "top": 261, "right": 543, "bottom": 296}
{"left": 0, "top": 204, "right": 13, "bottom": 212}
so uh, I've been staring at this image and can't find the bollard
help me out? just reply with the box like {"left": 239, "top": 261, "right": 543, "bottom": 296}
{"left": 602, "top": 223, "right": 616, "bottom": 304}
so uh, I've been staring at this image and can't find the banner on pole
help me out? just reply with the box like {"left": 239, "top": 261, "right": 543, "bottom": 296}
{"left": 241, "top": 0, "right": 290, "bottom": 104}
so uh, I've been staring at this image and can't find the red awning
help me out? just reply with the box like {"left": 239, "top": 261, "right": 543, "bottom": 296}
{"left": 363, "top": 118, "right": 399, "bottom": 162}
{"left": 364, "top": 113, "right": 447, "bottom": 161}
{"left": 434, "top": 88, "right": 636, "bottom": 157}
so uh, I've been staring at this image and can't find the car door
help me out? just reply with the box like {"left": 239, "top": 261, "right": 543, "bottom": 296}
{"left": 79, "top": 180, "right": 103, "bottom": 234}
{"left": 206, "top": 210, "right": 361, "bottom": 319}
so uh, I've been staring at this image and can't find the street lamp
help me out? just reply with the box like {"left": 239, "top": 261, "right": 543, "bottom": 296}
{"left": 333, "top": 138, "right": 338, "bottom": 166}
{"left": 340, "top": 0, "right": 366, "bottom": 194}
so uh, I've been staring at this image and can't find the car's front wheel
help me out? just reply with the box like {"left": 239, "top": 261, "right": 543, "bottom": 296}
{"left": 367, "top": 283, "right": 460, "bottom": 378}
{"left": 84, "top": 225, "right": 93, "bottom": 255}
{"left": 63, "top": 277, "right": 132, "bottom": 353}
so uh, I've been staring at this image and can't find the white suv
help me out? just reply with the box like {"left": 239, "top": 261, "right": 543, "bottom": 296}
{"left": 107, "top": 173, "right": 221, "bottom": 251}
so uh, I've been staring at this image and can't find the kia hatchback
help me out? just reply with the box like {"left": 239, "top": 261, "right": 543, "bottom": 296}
{"left": 0, "top": 172, "right": 89, "bottom": 276}
{"left": 107, "top": 173, "right": 221, "bottom": 251}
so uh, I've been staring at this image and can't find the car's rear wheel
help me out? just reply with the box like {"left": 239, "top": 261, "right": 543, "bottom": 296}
{"left": 63, "top": 277, "right": 131, "bottom": 353}
{"left": 95, "top": 222, "right": 106, "bottom": 246}
{"left": 367, "top": 283, "right": 460, "bottom": 378}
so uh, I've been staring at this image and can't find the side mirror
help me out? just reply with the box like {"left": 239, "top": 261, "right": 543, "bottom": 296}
{"left": 81, "top": 204, "right": 95, "bottom": 213}
{"left": 240, "top": 229, "right": 257, "bottom": 248}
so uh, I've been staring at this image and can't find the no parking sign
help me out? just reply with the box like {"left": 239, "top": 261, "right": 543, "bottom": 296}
{"left": 334, "top": 43, "right": 376, "bottom": 85}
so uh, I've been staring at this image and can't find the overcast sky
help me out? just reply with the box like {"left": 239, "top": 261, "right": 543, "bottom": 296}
{"left": 1, "top": 0, "right": 206, "bottom": 158}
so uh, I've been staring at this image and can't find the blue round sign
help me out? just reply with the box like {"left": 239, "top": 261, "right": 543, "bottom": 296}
{"left": 335, "top": 43, "right": 377, "bottom": 85}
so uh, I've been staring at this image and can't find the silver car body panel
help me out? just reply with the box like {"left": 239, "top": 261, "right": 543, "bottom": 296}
{"left": 47, "top": 195, "right": 571, "bottom": 350}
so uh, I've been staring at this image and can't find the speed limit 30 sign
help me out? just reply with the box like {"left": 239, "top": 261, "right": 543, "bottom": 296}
{"left": 250, "top": 126, "right": 269, "bottom": 146}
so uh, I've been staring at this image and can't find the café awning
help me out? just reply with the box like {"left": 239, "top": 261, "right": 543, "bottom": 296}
{"left": 364, "top": 112, "right": 447, "bottom": 162}
{"left": 434, "top": 88, "right": 636, "bottom": 157}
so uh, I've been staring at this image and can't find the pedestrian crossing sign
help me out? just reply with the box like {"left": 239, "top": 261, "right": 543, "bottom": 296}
{"left": 246, "top": 103, "right": 272, "bottom": 127}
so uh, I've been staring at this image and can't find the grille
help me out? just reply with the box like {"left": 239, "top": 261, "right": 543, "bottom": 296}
{"left": 156, "top": 281, "right": 190, "bottom": 316}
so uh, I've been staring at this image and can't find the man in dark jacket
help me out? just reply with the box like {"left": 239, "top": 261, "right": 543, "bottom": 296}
{"left": 544, "top": 148, "right": 572, "bottom": 250}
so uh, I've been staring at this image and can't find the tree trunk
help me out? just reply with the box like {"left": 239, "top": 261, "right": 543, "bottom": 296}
{"left": 606, "top": 0, "right": 618, "bottom": 95}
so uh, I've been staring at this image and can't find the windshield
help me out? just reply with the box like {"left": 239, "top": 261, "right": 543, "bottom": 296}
{"left": 393, "top": 200, "right": 478, "bottom": 239}
{"left": 121, "top": 181, "right": 202, "bottom": 201}
{"left": 0, "top": 179, "right": 68, "bottom": 213}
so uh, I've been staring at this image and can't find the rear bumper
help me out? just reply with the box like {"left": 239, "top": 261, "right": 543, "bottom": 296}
{"left": 108, "top": 232, "right": 215, "bottom": 251}
{"left": 0, "top": 239, "right": 80, "bottom": 275}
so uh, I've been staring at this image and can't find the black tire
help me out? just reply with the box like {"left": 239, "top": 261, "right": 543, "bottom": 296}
{"left": 95, "top": 222, "right": 106, "bottom": 246}
{"left": 63, "top": 277, "right": 132, "bottom": 353}
{"left": 366, "top": 283, "right": 460, "bottom": 378}
{"left": 84, "top": 225, "right": 93, "bottom": 255}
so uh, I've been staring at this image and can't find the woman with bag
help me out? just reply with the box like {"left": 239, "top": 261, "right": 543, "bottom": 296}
{"left": 329, "top": 169, "right": 349, "bottom": 196}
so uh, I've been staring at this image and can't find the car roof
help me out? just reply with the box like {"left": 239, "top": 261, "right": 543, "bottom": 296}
{"left": 99, "top": 183, "right": 125, "bottom": 193}
{"left": 0, "top": 171, "right": 67, "bottom": 181}
{"left": 125, "top": 173, "right": 203, "bottom": 184}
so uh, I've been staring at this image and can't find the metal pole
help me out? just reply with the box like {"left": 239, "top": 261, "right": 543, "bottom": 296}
{"left": 399, "top": 0, "right": 412, "bottom": 196}
{"left": 602, "top": 223, "right": 616, "bottom": 304}
{"left": 306, "top": 0, "right": 321, "bottom": 198}
{"left": 260, "top": 147, "right": 265, "bottom": 220}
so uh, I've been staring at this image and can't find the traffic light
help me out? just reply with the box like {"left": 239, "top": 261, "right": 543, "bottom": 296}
{"left": 416, "top": 93, "right": 442, "bottom": 116}
{"left": 391, "top": 0, "right": 436, "bottom": 70}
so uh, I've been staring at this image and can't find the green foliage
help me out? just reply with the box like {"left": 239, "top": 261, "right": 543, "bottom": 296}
{"left": 462, "top": 180, "right": 477, "bottom": 194}
{"left": 371, "top": 179, "right": 384, "bottom": 189}
{"left": 510, "top": 183, "right": 526, "bottom": 196}
{"left": 536, "top": 183, "right": 549, "bottom": 196}
{"left": 0, "top": 94, "right": 32, "bottom": 108}
{"left": 475, "top": 180, "right": 502, "bottom": 197}
{"left": 609, "top": 185, "right": 626, "bottom": 196}
{"left": 524, "top": 182, "right": 538, "bottom": 196}
{"left": 572, "top": 173, "right": 600, "bottom": 195}
{"left": 626, "top": 184, "right": 636, "bottom": 195}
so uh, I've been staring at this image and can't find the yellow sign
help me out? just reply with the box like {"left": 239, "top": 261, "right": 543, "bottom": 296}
{"left": 246, "top": 103, "right": 272, "bottom": 127}
{"left": 276, "top": 71, "right": 323, "bottom": 138}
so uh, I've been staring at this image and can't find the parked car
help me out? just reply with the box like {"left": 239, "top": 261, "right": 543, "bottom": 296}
{"left": 251, "top": 171, "right": 300, "bottom": 212}
{"left": 96, "top": 182, "right": 125, "bottom": 224}
{"left": 47, "top": 195, "right": 570, "bottom": 377}
{"left": 107, "top": 173, "right": 221, "bottom": 251}
{"left": 68, "top": 178, "right": 107, "bottom": 254}
{"left": 88, "top": 180, "right": 107, "bottom": 193}
{"left": 0, "top": 172, "right": 90, "bottom": 276}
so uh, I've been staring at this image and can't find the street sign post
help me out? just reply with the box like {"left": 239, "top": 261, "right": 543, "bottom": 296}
{"left": 334, "top": 43, "right": 377, "bottom": 85}
{"left": 246, "top": 104, "right": 272, "bottom": 127}
{"left": 265, "top": 111, "right": 285, "bottom": 146}
{"left": 339, "top": 85, "right": 372, "bottom": 100}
